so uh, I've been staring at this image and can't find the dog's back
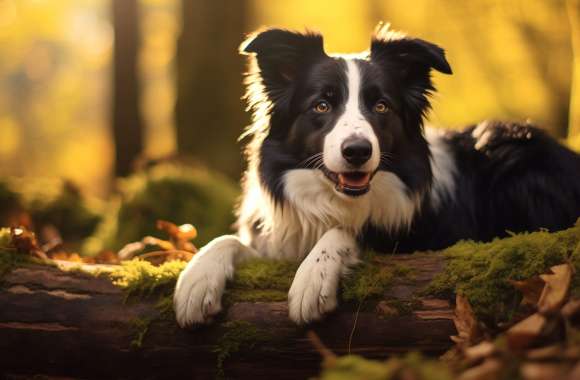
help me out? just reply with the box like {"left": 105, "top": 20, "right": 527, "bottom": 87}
{"left": 365, "top": 120, "right": 580, "bottom": 253}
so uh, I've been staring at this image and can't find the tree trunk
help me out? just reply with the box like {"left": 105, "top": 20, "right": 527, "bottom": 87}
{"left": 0, "top": 253, "right": 455, "bottom": 380}
{"left": 112, "top": 0, "right": 144, "bottom": 178}
{"left": 568, "top": 0, "right": 580, "bottom": 140}
{"left": 175, "top": 0, "right": 250, "bottom": 179}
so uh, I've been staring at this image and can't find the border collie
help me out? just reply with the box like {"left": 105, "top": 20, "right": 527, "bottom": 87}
{"left": 174, "top": 25, "right": 580, "bottom": 326}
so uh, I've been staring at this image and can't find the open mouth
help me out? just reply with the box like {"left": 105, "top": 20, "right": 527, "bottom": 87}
{"left": 322, "top": 169, "right": 373, "bottom": 197}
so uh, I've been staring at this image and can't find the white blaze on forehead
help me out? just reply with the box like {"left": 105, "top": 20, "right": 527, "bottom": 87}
{"left": 323, "top": 59, "right": 380, "bottom": 174}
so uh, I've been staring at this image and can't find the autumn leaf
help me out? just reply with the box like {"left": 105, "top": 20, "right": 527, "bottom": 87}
{"left": 510, "top": 276, "right": 545, "bottom": 306}
{"left": 537, "top": 264, "right": 573, "bottom": 314}
{"left": 451, "top": 295, "right": 483, "bottom": 347}
{"left": 10, "top": 226, "right": 47, "bottom": 259}
{"left": 506, "top": 313, "right": 547, "bottom": 350}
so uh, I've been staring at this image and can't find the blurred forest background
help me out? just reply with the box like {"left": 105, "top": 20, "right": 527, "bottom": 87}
{"left": 2, "top": 0, "right": 580, "bottom": 257}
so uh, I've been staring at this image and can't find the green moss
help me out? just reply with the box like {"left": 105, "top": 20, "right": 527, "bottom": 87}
{"left": 342, "top": 252, "right": 411, "bottom": 302}
{"left": 214, "top": 321, "right": 269, "bottom": 378}
{"left": 427, "top": 219, "right": 580, "bottom": 323}
{"left": 83, "top": 164, "right": 239, "bottom": 256}
{"left": 225, "top": 258, "right": 298, "bottom": 303}
{"left": 320, "top": 352, "right": 453, "bottom": 380}
{"left": 379, "top": 298, "right": 422, "bottom": 317}
{"left": 109, "top": 258, "right": 187, "bottom": 299}
{"left": 129, "top": 317, "right": 153, "bottom": 349}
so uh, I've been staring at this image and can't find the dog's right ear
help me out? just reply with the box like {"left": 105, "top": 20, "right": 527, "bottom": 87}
{"left": 240, "top": 28, "right": 326, "bottom": 98}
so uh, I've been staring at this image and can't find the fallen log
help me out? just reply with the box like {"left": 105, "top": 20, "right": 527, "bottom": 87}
{"left": 0, "top": 253, "right": 455, "bottom": 380}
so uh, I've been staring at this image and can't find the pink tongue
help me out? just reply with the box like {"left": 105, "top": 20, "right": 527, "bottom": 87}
{"left": 338, "top": 173, "right": 371, "bottom": 188}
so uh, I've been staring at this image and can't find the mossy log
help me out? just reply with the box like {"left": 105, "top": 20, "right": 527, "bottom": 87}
{"left": 0, "top": 253, "right": 455, "bottom": 380}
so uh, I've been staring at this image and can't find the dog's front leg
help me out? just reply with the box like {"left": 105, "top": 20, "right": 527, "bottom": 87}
{"left": 288, "top": 228, "right": 360, "bottom": 324}
{"left": 173, "top": 235, "right": 257, "bottom": 327}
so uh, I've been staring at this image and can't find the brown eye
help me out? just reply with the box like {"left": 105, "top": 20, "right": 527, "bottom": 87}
{"left": 314, "top": 101, "right": 331, "bottom": 113}
{"left": 374, "top": 101, "right": 389, "bottom": 114}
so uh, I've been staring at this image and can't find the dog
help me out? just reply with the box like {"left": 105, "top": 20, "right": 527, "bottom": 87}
{"left": 173, "top": 25, "right": 580, "bottom": 327}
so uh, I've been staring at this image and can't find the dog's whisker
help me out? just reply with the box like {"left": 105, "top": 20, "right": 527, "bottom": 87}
{"left": 300, "top": 153, "right": 324, "bottom": 168}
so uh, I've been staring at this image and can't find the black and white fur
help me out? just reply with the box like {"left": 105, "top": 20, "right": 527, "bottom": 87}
{"left": 174, "top": 25, "right": 580, "bottom": 326}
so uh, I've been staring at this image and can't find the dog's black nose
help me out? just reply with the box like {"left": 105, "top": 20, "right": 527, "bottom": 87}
{"left": 341, "top": 137, "right": 372, "bottom": 166}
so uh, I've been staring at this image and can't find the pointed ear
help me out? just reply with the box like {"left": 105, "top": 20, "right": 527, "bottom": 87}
{"left": 370, "top": 26, "right": 452, "bottom": 75}
{"left": 370, "top": 25, "right": 452, "bottom": 118}
{"left": 240, "top": 28, "right": 327, "bottom": 99}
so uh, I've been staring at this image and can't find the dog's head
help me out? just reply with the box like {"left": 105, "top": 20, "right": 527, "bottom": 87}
{"left": 241, "top": 25, "right": 452, "bottom": 200}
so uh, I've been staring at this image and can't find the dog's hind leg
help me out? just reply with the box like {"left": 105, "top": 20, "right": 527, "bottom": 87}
{"left": 288, "top": 228, "right": 360, "bottom": 324}
{"left": 173, "top": 235, "right": 258, "bottom": 327}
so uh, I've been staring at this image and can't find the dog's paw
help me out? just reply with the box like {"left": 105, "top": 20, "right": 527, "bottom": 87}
{"left": 173, "top": 237, "right": 238, "bottom": 327}
{"left": 288, "top": 249, "right": 342, "bottom": 324}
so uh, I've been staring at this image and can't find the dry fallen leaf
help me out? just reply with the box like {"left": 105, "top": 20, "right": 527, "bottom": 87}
{"left": 117, "top": 220, "right": 198, "bottom": 263}
{"left": 451, "top": 295, "right": 482, "bottom": 347}
{"left": 10, "top": 226, "right": 47, "bottom": 260}
{"left": 562, "top": 299, "right": 580, "bottom": 326}
{"left": 507, "top": 313, "right": 547, "bottom": 350}
{"left": 520, "top": 362, "right": 567, "bottom": 380}
{"left": 463, "top": 341, "right": 497, "bottom": 364}
{"left": 510, "top": 276, "right": 546, "bottom": 306}
{"left": 537, "top": 264, "right": 573, "bottom": 314}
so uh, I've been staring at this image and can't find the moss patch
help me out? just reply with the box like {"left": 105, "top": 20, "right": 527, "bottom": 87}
{"left": 320, "top": 352, "right": 453, "bottom": 380}
{"left": 83, "top": 164, "right": 239, "bottom": 256}
{"left": 129, "top": 316, "right": 153, "bottom": 349}
{"left": 427, "top": 219, "right": 580, "bottom": 323}
{"left": 214, "top": 320, "right": 270, "bottom": 378}
{"left": 109, "top": 252, "right": 409, "bottom": 307}
{"left": 342, "top": 252, "right": 412, "bottom": 303}
{"left": 225, "top": 258, "right": 299, "bottom": 304}
{"left": 109, "top": 259, "right": 187, "bottom": 299}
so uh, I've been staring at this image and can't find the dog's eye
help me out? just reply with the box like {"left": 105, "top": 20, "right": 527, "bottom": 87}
{"left": 374, "top": 101, "right": 389, "bottom": 114}
{"left": 314, "top": 101, "right": 331, "bottom": 113}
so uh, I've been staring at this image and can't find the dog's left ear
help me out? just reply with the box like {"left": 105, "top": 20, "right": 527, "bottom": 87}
{"left": 370, "top": 25, "right": 452, "bottom": 117}
{"left": 240, "top": 28, "right": 327, "bottom": 103}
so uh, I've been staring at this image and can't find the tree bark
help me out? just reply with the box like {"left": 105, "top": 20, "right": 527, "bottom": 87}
{"left": 112, "top": 0, "right": 144, "bottom": 177}
{"left": 0, "top": 253, "right": 455, "bottom": 380}
{"left": 175, "top": 0, "right": 250, "bottom": 179}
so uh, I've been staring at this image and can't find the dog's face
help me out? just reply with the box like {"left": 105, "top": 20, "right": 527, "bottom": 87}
{"left": 241, "top": 26, "right": 452, "bottom": 200}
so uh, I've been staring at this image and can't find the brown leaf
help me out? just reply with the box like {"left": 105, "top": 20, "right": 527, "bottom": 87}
{"left": 521, "top": 363, "right": 566, "bottom": 380}
{"left": 50, "top": 251, "right": 83, "bottom": 263}
{"left": 458, "top": 358, "right": 502, "bottom": 380}
{"left": 94, "top": 250, "right": 120, "bottom": 264}
{"left": 10, "top": 226, "right": 47, "bottom": 260}
{"left": 506, "top": 313, "right": 547, "bottom": 350}
{"left": 562, "top": 299, "right": 580, "bottom": 322}
{"left": 118, "top": 241, "right": 146, "bottom": 260}
{"left": 463, "top": 341, "right": 497, "bottom": 364}
{"left": 566, "top": 362, "right": 580, "bottom": 380}
{"left": 142, "top": 236, "right": 175, "bottom": 251}
{"left": 137, "top": 250, "right": 193, "bottom": 265}
{"left": 525, "top": 344, "right": 564, "bottom": 360}
{"left": 538, "top": 264, "right": 573, "bottom": 314}
{"left": 451, "top": 294, "right": 482, "bottom": 347}
{"left": 510, "top": 276, "right": 546, "bottom": 306}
